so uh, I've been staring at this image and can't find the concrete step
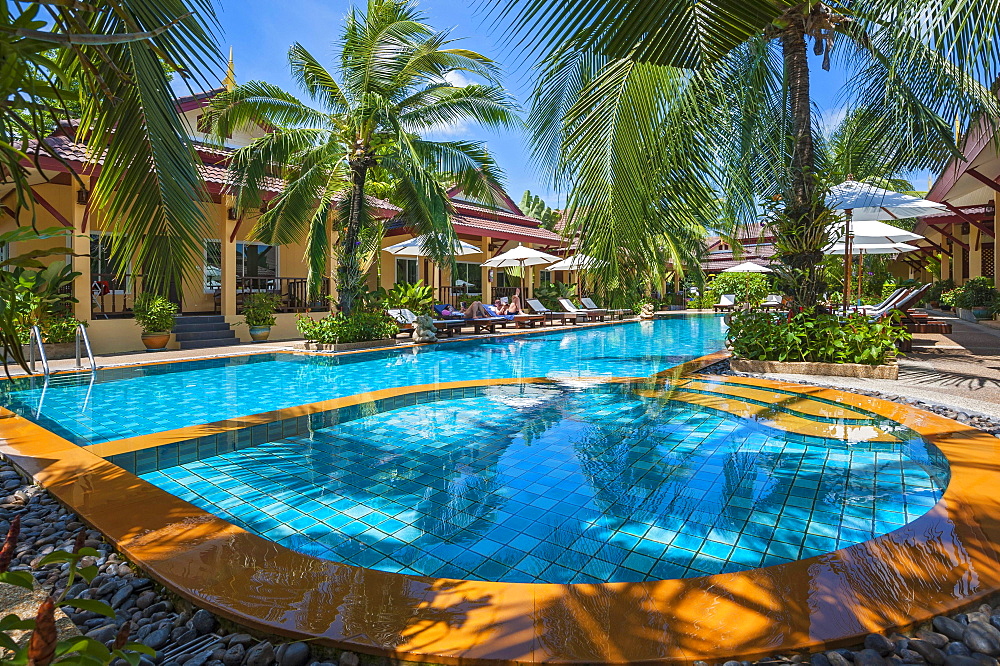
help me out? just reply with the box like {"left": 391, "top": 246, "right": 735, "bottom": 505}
{"left": 174, "top": 315, "right": 226, "bottom": 325}
{"left": 172, "top": 322, "right": 232, "bottom": 334}
{"left": 179, "top": 337, "right": 242, "bottom": 350}
{"left": 174, "top": 329, "right": 236, "bottom": 343}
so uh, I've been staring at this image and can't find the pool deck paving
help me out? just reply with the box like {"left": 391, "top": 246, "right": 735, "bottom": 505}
{"left": 753, "top": 309, "right": 1000, "bottom": 420}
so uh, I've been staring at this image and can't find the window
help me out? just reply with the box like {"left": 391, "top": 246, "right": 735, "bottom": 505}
{"left": 0, "top": 240, "right": 8, "bottom": 269}
{"left": 90, "top": 233, "right": 130, "bottom": 291}
{"left": 204, "top": 240, "right": 279, "bottom": 291}
{"left": 453, "top": 262, "right": 481, "bottom": 294}
{"left": 396, "top": 258, "right": 418, "bottom": 285}
{"left": 539, "top": 270, "right": 553, "bottom": 285}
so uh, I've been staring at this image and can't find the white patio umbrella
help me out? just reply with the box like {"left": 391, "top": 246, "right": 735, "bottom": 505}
{"left": 382, "top": 235, "right": 481, "bottom": 257}
{"left": 827, "top": 242, "right": 920, "bottom": 300}
{"left": 547, "top": 253, "right": 598, "bottom": 271}
{"left": 826, "top": 179, "right": 942, "bottom": 308}
{"left": 722, "top": 261, "right": 773, "bottom": 273}
{"left": 483, "top": 244, "right": 562, "bottom": 295}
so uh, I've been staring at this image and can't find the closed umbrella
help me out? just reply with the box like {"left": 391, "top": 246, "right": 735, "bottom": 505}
{"left": 484, "top": 244, "right": 562, "bottom": 295}
{"left": 826, "top": 179, "right": 940, "bottom": 309}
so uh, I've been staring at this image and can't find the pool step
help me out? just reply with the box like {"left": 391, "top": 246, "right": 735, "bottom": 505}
{"left": 171, "top": 316, "right": 238, "bottom": 350}
{"left": 635, "top": 383, "right": 900, "bottom": 442}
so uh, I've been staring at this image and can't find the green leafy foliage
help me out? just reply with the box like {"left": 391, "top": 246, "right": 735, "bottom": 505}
{"left": 942, "top": 277, "right": 1000, "bottom": 310}
{"left": 704, "top": 272, "right": 770, "bottom": 307}
{"left": 518, "top": 190, "right": 559, "bottom": 230}
{"left": 382, "top": 281, "right": 435, "bottom": 316}
{"left": 241, "top": 293, "right": 279, "bottom": 327}
{"left": 728, "top": 309, "right": 910, "bottom": 366}
{"left": 132, "top": 294, "right": 178, "bottom": 334}
{"left": 0, "top": 228, "right": 79, "bottom": 375}
{"left": 297, "top": 313, "right": 400, "bottom": 344}
{"left": 532, "top": 281, "right": 576, "bottom": 311}
{"left": 926, "top": 278, "right": 955, "bottom": 304}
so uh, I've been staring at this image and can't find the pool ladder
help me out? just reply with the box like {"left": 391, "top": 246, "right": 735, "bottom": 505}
{"left": 28, "top": 323, "right": 96, "bottom": 376}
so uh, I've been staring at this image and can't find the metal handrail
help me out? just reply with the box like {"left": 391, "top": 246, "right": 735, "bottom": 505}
{"left": 27, "top": 325, "right": 50, "bottom": 376}
{"left": 75, "top": 324, "right": 95, "bottom": 371}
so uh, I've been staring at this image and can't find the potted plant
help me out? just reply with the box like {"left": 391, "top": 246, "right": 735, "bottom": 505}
{"left": 243, "top": 293, "right": 280, "bottom": 342}
{"left": 951, "top": 277, "right": 999, "bottom": 321}
{"left": 133, "top": 293, "right": 178, "bottom": 351}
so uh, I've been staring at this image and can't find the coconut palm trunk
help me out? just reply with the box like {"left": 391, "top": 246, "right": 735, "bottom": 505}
{"left": 781, "top": 20, "right": 814, "bottom": 210}
{"left": 340, "top": 155, "right": 377, "bottom": 314}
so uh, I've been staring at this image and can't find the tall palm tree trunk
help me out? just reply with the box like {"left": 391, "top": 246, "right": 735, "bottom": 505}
{"left": 777, "top": 17, "right": 826, "bottom": 309}
{"left": 340, "top": 156, "right": 375, "bottom": 314}
{"left": 781, "top": 22, "right": 814, "bottom": 209}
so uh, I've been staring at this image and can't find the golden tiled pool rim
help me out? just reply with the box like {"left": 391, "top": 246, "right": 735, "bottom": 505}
{"left": 3, "top": 349, "right": 1000, "bottom": 665}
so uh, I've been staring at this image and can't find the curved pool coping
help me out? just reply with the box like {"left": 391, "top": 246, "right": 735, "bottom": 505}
{"left": 2, "top": 350, "right": 1000, "bottom": 664}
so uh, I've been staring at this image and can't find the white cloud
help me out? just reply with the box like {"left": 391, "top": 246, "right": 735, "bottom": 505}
{"left": 818, "top": 105, "right": 849, "bottom": 136}
{"left": 444, "top": 70, "right": 474, "bottom": 87}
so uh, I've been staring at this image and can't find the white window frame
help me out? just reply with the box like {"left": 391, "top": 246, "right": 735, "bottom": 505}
{"left": 90, "top": 232, "right": 132, "bottom": 294}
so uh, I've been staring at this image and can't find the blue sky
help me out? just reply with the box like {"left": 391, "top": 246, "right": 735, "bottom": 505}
{"left": 206, "top": 0, "right": 929, "bottom": 207}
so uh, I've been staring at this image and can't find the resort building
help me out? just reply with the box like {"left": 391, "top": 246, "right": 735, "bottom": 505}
{"left": 904, "top": 121, "right": 1000, "bottom": 285}
{"left": 702, "top": 223, "right": 776, "bottom": 273}
{"left": 0, "top": 87, "right": 564, "bottom": 353}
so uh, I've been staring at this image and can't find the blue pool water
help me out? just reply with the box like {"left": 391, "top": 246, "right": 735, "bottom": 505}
{"left": 142, "top": 384, "right": 948, "bottom": 583}
{"left": 0, "top": 317, "right": 726, "bottom": 445}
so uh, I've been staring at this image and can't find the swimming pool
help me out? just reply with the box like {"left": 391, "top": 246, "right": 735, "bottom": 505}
{"left": 0, "top": 316, "right": 726, "bottom": 446}
{"left": 140, "top": 382, "right": 947, "bottom": 583}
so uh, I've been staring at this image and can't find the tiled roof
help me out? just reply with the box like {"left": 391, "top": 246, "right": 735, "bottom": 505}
{"left": 451, "top": 200, "right": 550, "bottom": 228}
{"left": 702, "top": 244, "right": 777, "bottom": 272}
{"left": 451, "top": 214, "right": 564, "bottom": 243}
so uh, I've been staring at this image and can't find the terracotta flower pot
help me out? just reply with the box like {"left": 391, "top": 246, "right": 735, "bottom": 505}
{"left": 248, "top": 325, "right": 271, "bottom": 343}
{"left": 141, "top": 332, "right": 170, "bottom": 351}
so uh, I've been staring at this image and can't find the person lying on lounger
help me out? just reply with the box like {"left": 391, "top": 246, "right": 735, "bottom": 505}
{"left": 458, "top": 301, "right": 492, "bottom": 318}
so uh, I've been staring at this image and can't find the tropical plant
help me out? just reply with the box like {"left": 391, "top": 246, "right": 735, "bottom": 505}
{"left": 383, "top": 281, "right": 435, "bottom": 316}
{"left": 297, "top": 312, "right": 400, "bottom": 344}
{"left": 0, "top": 227, "right": 77, "bottom": 375}
{"left": 242, "top": 293, "right": 279, "bottom": 327}
{"left": 1, "top": 0, "right": 221, "bottom": 294}
{"left": 501, "top": 0, "right": 1000, "bottom": 309}
{"left": 533, "top": 280, "right": 576, "bottom": 310}
{"left": 728, "top": 308, "right": 909, "bottom": 366}
{"left": 926, "top": 278, "right": 955, "bottom": 305}
{"left": 208, "top": 0, "right": 518, "bottom": 314}
{"left": 703, "top": 272, "right": 770, "bottom": 307}
{"left": 132, "top": 294, "right": 177, "bottom": 334}
{"left": 518, "top": 190, "right": 559, "bottom": 230}
{"left": 943, "top": 277, "right": 1000, "bottom": 310}
{"left": 0, "top": 519, "right": 154, "bottom": 666}
{"left": 23, "top": 315, "right": 88, "bottom": 345}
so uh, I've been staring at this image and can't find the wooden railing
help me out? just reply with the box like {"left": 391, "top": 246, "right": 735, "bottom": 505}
{"left": 225, "top": 276, "right": 332, "bottom": 313}
{"left": 438, "top": 285, "right": 482, "bottom": 305}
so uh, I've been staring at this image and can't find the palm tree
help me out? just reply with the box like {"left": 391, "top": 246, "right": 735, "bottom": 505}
{"left": 2, "top": 0, "right": 221, "bottom": 294}
{"left": 497, "top": 0, "right": 1000, "bottom": 307}
{"left": 208, "top": 0, "right": 518, "bottom": 314}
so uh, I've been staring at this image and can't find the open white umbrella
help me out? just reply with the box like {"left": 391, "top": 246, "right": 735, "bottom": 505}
{"left": 484, "top": 244, "right": 562, "bottom": 295}
{"left": 547, "top": 253, "right": 597, "bottom": 271}
{"left": 826, "top": 179, "right": 940, "bottom": 308}
{"left": 723, "top": 261, "right": 773, "bottom": 273}
{"left": 383, "top": 235, "right": 481, "bottom": 257}
{"left": 826, "top": 242, "right": 919, "bottom": 255}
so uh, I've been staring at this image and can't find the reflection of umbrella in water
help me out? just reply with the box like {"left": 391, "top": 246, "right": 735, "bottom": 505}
{"left": 483, "top": 384, "right": 558, "bottom": 409}
{"left": 546, "top": 372, "right": 613, "bottom": 390}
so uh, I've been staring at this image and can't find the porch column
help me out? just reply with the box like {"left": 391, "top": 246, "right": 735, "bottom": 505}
{"left": 940, "top": 234, "right": 952, "bottom": 281}
{"left": 970, "top": 228, "right": 983, "bottom": 279}
{"left": 481, "top": 236, "right": 492, "bottom": 303}
{"left": 219, "top": 203, "right": 237, "bottom": 316}
{"left": 70, "top": 179, "right": 91, "bottom": 322}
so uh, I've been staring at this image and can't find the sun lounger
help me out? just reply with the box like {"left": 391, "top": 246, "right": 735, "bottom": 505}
{"left": 760, "top": 294, "right": 783, "bottom": 310}
{"left": 581, "top": 297, "right": 631, "bottom": 320}
{"left": 527, "top": 299, "right": 577, "bottom": 325}
{"left": 387, "top": 308, "right": 464, "bottom": 337}
{"left": 713, "top": 294, "right": 736, "bottom": 312}
{"left": 558, "top": 298, "right": 606, "bottom": 321}
{"left": 879, "top": 284, "right": 930, "bottom": 322}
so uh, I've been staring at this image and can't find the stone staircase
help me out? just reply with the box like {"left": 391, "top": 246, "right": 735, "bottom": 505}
{"left": 172, "top": 315, "right": 238, "bottom": 350}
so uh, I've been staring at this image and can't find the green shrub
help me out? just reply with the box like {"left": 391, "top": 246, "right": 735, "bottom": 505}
{"left": 242, "top": 293, "right": 279, "bottom": 327}
{"left": 689, "top": 273, "right": 771, "bottom": 309}
{"left": 297, "top": 312, "right": 399, "bottom": 344}
{"left": 947, "top": 277, "right": 999, "bottom": 309}
{"left": 383, "top": 281, "right": 435, "bottom": 315}
{"left": 728, "top": 308, "right": 909, "bottom": 366}
{"left": 926, "top": 278, "right": 955, "bottom": 304}
{"left": 133, "top": 293, "right": 178, "bottom": 333}
{"left": 40, "top": 315, "right": 86, "bottom": 344}
{"left": 533, "top": 281, "right": 577, "bottom": 311}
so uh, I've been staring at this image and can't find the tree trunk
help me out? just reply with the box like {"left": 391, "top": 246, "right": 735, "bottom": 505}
{"left": 339, "top": 158, "right": 371, "bottom": 315}
{"left": 776, "top": 18, "right": 826, "bottom": 309}
{"left": 781, "top": 23, "right": 814, "bottom": 210}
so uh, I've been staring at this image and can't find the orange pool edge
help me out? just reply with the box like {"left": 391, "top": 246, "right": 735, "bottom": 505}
{"left": 2, "top": 350, "right": 1000, "bottom": 665}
